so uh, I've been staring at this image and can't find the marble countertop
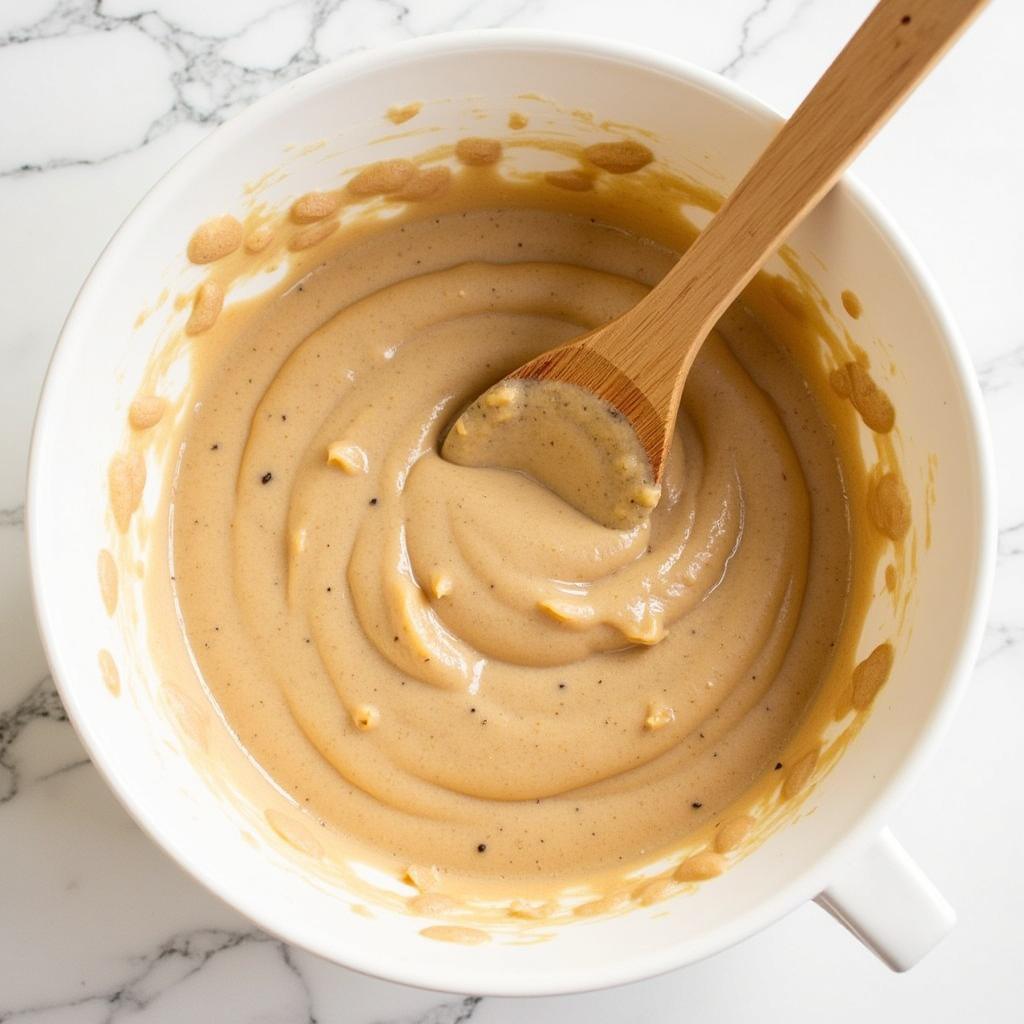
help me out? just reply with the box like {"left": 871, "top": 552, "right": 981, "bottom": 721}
{"left": 2, "top": 1, "right": 1021, "bottom": 1020}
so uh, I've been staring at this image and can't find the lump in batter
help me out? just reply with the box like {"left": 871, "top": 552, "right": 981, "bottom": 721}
{"left": 352, "top": 703, "right": 381, "bottom": 731}
{"left": 327, "top": 440, "right": 369, "bottom": 475}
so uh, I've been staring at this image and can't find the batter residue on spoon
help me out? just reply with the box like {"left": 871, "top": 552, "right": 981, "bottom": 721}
{"left": 146, "top": 139, "right": 896, "bottom": 908}
{"left": 442, "top": 378, "right": 661, "bottom": 530}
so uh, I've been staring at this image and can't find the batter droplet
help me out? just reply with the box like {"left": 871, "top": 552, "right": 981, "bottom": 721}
{"left": 187, "top": 215, "right": 242, "bottom": 264}
{"left": 852, "top": 642, "right": 894, "bottom": 711}
{"left": 674, "top": 851, "right": 727, "bottom": 882}
{"left": 393, "top": 166, "right": 451, "bottom": 203}
{"left": 714, "top": 814, "right": 755, "bottom": 853}
{"left": 830, "top": 362, "right": 895, "bottom": 433}
{"left": 868, "top": 471, "right": 911, "bottom": 541}
{"left": 387, "top": 101, "right": 422, "bottom": 125}
{"left": 420, "top": 925, "right": 490, "bottom": 945}
{"left": 347, "top": 159, "right": 416, "bottom": 196}
{"left": 291, "top": 191, "right": 340, "bottom": 224}
{"left": 781, "top": 748, "right": 818, "bottom": 800}
{"left": 245, "top": 225, "right": 275, "bottom": 253}
{"left": 97, "top": 549, "right": 118, "bottom": 616}
{"left": 108, "top": 450, "right": 146, "bottom": 533}
{"left": 841, "top": 289, "right": 863, "bottom": 319}
{"left": 544, "top": 169, "right": 595, "bottom": 192}
{"left": 128, "top": 395, "right": 167, "bottom": 431}
{"left": 455, "top": 137, "right": 502, "bottom": 166}
{"left": 409, "top": 892, "right": 460, "bottom": 916}
{"left": 98, "top": 649, "right": 120, "bottom": 696}
{"left": 186, "top": 281, "right": 224, "bottom": 335}
{"left": 635, "top": 877, "right": 676, "bottom": 906}
{"left": 584, "top": 140, "right": 654, "bottom": 174}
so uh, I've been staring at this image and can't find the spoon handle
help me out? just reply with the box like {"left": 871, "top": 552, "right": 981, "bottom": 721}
{"left": 598, "top": 0, "right": 987, "bottom": 411}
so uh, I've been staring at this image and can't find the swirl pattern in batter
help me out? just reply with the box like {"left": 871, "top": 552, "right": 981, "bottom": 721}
{"left": 169, "top": 190, "right": 856, "bottom": 889}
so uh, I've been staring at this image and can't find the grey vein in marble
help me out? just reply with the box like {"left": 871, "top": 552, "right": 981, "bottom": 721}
{"left": 376, "top": 997, "right": 483, "bottom": 1024}
{"left": 0, "top": 0, "right": 820, "bottom": 180}
{"left": 0, "top": 0, "right": 541, "bottom": 179}
{"left": 0, "top": 674, "right": 72, "bottom": 805}
{"left": 718, "top": 0, "right": 815, "bottom": 77}
{"left": 976, "top": 518, "right": 1023, "bottom": 665}
{"left": 0, "top": 504, "right": 24, "bottom": 527}
{"left": 0, "top": 0, "right": 339, "bottom": 177}
{"left": 998, "top": 519, "right": 1024, "bottom": 559}
{"left": 977, "top": 342, "right": 1024, "bottom": 394}
{"left": 0, "top": 923, "right": 485, "bottom": 1024}
{"left": 0, "top": 929, "right": 306, "bottom": 1024}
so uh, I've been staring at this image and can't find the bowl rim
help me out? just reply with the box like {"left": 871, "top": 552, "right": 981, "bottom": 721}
{"left": 26, "top": 28, "right": 997, "bottom": 997}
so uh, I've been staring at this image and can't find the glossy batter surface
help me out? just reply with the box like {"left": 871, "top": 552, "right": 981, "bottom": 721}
{"left": 169, "top": 199, "right": 854, "bottom": 886}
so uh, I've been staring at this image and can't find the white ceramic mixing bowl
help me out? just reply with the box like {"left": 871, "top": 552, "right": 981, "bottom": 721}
{"left": 27, "top": 32, "right": 995, "bottom": 995}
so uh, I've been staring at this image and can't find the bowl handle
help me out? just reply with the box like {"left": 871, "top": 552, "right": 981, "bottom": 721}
{"left": 814, "top": 828, "right": 955, "bottom": 971}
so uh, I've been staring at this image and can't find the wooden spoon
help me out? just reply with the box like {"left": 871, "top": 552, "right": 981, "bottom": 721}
{"left": 442, "top": 0, "right": 986, "bottom": 528}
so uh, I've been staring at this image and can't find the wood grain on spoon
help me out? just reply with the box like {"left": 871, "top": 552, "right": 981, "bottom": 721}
{"left": 442, "top": 0, "right": 986, "bottom": 527}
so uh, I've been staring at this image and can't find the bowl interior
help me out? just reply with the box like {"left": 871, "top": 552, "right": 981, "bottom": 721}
{"left": 28, "top": 34, "right": 992, "bottom": 995}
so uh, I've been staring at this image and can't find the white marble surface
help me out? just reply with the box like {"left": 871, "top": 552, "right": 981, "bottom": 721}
{"left": 2, "top": 0, "right": 1022, "bottom": 1020}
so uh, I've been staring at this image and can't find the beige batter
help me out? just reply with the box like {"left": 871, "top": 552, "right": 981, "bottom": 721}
{"left": 130, "top": 138, "right": 904, "bottom": 905}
